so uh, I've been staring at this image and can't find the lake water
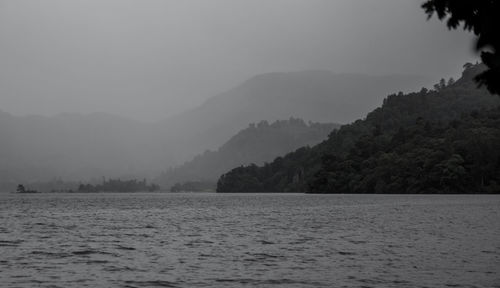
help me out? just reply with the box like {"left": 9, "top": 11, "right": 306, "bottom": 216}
{"left": 0, "top": 193, "right": 499, "bottom": 288}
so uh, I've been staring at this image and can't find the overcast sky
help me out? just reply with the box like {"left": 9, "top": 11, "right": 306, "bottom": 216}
{"left": 0, "top": 0, "right": 476, "bottom": 121}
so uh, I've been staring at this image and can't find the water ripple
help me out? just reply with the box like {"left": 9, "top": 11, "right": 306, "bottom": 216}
{"left": 0, "top": 193, "right": 499, "bottom": 288}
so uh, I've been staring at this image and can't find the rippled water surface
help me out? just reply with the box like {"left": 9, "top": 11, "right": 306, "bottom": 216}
{"left": 1, "top": 193, "right": 499, "bottom": 288}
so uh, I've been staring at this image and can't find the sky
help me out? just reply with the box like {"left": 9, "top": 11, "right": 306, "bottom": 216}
{"left": 0, "top": 0, "right": 476, "bottom": 121}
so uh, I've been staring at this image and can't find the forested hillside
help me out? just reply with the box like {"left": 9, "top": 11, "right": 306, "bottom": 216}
{"left": 217, "top": 63, "right": 500, "bottom": 193}
{"left": 157, "top": 118, "right": 337, "bottom": 189}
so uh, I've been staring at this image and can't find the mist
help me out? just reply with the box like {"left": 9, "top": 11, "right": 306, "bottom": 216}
{"left": 2, "top": 1, "right": 499, "bottom": 286}
{"left": 0, "top": 0, "right": 474, "bottom": 121}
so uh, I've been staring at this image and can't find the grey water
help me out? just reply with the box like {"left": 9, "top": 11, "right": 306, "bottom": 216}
{"left": 0, "top": 193, "right": 499, "bottom": 288}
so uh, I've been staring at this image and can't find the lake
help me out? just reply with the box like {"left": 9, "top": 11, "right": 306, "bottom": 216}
{"left": 0, "top": 193, "right": 499, "bottom": 287}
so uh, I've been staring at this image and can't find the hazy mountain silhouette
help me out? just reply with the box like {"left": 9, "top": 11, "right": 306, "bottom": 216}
{"left": 156, "top": 70, "right": 431, "bottom": 162}
{"left": 156, "top": 118, "right": 339, "bottom": 189}
{"left": 0, "top": 70, "right": 429, "bottom": 185}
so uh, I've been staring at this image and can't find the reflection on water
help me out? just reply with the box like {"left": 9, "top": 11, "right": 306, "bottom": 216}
{"left": 0, "top": 193, "right": 499, "bottom": 287}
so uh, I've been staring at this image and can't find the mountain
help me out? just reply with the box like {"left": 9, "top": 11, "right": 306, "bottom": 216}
{"left": 157, "top": 71, "right": 431, "bottom": 163}
{"left": 216, "top": 64, "right": 500, "bottom": 193}
{"left": 0, "top": 70, "right": 428, "bottom": 185}
{"left": 156, "top": 118, "right": 339, "bottom": 189}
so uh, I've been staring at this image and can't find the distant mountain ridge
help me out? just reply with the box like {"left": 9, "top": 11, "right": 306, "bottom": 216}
{"left": 158, "top": 70, "right": 431, "bottom": 161}
{"left": 0, "top": 70, "right": 429, "bottom": 185}
{"left": 156, "top": 118, "right": 339, "bottom": 189}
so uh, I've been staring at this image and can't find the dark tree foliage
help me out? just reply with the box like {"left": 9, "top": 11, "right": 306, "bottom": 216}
{"left": 309, "top": 109, "right": 500, "bottom": 194}
{"left": 16, "top": 184, "right": 25, "bottom": 193}
{"left": 15, "top": 184, "right": 39, "bottom": 193}
{"left": 216, "top": 63, "right": 500, "bottom": 193}
{"left": 422, "top": 0, "right": 500, "bottom": 95}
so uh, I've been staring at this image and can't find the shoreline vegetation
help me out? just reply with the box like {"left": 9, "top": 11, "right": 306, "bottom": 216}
{"left": 13, "top": 178, "right": 161, "bottom": 193}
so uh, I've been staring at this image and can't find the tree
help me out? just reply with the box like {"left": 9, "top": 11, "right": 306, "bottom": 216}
{"left": 447, "top": 77, "right": 455, "bottom": 86}
{"left": 16, "top": 184, "right": 26, "bottom": 193}
{"left": 434, "top": 78, "right": 447, "bottom": 91}
{"left": 422, "top": 0, "right": 500, "bottom": 95}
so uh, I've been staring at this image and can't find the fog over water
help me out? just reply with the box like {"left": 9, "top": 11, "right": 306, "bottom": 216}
{"left": 0, "top": 0, "right": 474, "bottom": 121}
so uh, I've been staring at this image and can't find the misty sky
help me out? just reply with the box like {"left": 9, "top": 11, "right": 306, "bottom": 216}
{"left": 0, "top": 0, "right": 476, "bottom": 121}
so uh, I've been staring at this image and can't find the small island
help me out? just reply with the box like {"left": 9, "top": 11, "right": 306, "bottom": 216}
{"left": 78, "top": 178, "right": 160, "bottom": 193}
{"left": 16, "top": 184, "right": 40, "bottom": 193}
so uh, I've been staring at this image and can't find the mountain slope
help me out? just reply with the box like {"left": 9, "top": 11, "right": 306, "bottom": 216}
{"left": 156, "top": 71, "right": 430, "bottom": 162}
{"left": 216, "top": 64, "right": 500, "bottom": 193}
{"left": 156, "top": 118, "right": 338, "bottom": 189}
{"left": 0, "top": 70, "right": 428, "bottom": 184}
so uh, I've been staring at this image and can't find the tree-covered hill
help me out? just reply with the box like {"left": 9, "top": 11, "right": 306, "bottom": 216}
{"left": 156, "top": 118, "right": 338, "bottom": 189}
{"left": 309, "top": 108, "right": 500, "bottom": 193}
{"left": 217, "top": 63, "right": 500, "bottom": 193}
